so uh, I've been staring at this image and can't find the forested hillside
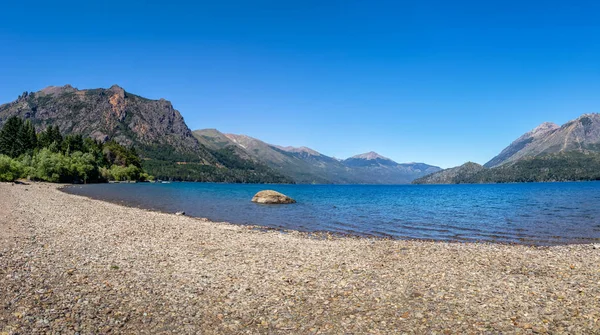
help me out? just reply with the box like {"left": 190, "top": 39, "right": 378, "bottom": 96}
{"left": 0, "top": 116, "right": 149, "bottom": 182}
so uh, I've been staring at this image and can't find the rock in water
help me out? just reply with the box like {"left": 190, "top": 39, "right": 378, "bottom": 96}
{"left": 252, "top": 190, "right": 296, "bottom": 204}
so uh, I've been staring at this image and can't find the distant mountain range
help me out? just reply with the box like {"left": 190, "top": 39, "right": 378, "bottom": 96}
{"left": 193, "top": 129, "right": 441, "bottom": 184}
{"left": 0, "top": 85, "right": 440, "bottom": 184}
{"left": 415, "top": 114, "right": 600, "bottom": 184}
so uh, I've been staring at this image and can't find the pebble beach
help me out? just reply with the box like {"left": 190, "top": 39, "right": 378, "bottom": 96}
{"left": 1, "top": 182, "right": 599, "bottom": 334}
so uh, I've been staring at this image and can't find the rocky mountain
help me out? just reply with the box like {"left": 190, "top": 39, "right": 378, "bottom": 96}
{"left": 0, "top": 85, "right": 202, "bottom": 155}
{"left": 0, "top": 85, "right": 292, "bottom": 183}
{"left": 485, "top": 114, "right": 600, "bottom": 167}
{"left": 343, "top": 152, "right": 398, "bottom": 167}
{"left": 341, "top": 152, "right": 442, "bottom": 184}
{"left": 274, "top": 145, "right": 324, "bottom": 157}
{"left": 223, "top": 133, "right": 353, "bottom": 184}
{"left": 194, "top": 129, "right": 441, "bottom": 184}
{"left": 192, "top": 128, "right": 237, "bottom": 151}
{"left": 0, "top": 84, "right": 439, "bottom": 184}
{"left": 192, "top": 129, "right": 254, "bottom": 161}
{"left": 412, "top": 162, "right": 486, "bottom": 184}
{"left": 415, "top": 113, "right": 600, "bottom": 184}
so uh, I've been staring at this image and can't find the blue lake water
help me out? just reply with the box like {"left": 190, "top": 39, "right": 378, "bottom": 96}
{"left": 64, "top": 182, "right": 600, "bottom": 245}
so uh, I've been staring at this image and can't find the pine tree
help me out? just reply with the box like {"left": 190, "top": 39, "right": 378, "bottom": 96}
{"left": 17, "top": 119, "right": 37, "bottom": 153}
{"left": 27, "top": 121, "right": 38, "bottom": 150}
{"left": 0, "top": 116, "right": 25, "bottom": 157}
{"left": 38, "top": 125, "right": 54, "bottom": 148}
{"left": 51, "top": 125, "right": 63, "bottom": 147}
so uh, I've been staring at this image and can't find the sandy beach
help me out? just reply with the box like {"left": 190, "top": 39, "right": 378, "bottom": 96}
{"left": 1, "top": 183, "right": 599, "bottom": 334}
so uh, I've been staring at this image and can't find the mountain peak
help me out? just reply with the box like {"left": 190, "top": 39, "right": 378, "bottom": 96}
{"left": 351, "top": 151, "right": 391, "bottom": 161}
{"left": 276, "top": 146, "right": 322, "bottom": 156}
{"left": 531, "top": 122, "right": 559, "bottom": 135}
{"left": 486, "top": 113, "right": 600, "bottom": 168}
{"left": 40, "top": 85, "right": 77, "bottom": 96}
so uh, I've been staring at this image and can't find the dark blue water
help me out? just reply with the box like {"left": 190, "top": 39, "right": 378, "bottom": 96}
{"left": 64, "top": 182, "right": 600, "bottom": 245}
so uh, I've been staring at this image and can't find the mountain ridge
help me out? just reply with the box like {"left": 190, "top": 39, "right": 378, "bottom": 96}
{"left": 0, "top": 84, "right": 200, "bottom": 153}
{"left": 0, "top": 84, "right": 441, "bottom": 184}
{"left": 193, "top": 128, "right": 441, "bottom": 184}
{"left": 416, "top": 113, "right": 600, "bottom": 184}
{"left": 485, "top": 113, "right": 600, "bottom": 167}
{"left": 0, "top": 85, "right": 293, "bottom": 183}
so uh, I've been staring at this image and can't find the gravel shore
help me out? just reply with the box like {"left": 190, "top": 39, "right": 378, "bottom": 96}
{"left": 1, "top": 182, "right": 599, "bottom": 334}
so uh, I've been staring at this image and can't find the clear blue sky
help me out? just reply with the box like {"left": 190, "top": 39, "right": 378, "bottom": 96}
{"left": 1, "top": 1, "right": 600, "bottom": 168}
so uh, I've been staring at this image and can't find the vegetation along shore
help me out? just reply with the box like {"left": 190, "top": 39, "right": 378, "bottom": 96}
{"left": 0, "top": 116, "right": 150, "bottom": 183}
{"left": 1, "top": 182, "right": 599, "bottom": 333}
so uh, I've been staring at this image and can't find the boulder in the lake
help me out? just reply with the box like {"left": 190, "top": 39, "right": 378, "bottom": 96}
{"left": 252, "top": 190, "right": 296, "bottom": 204}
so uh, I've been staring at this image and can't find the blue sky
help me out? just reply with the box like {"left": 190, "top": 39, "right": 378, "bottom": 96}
{"left": 1, "top": 1, "right": 600, "bottom": 168}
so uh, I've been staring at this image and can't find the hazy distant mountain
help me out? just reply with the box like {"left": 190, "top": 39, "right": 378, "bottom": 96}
{"left": 194, "top": 129, "right": 442, "bottom": 184}
{"left": 0, "top": 85, "right": 292, "bottom": 183}
{"left": 274, "top": 145, "right": 323, "bottom": 157}
{"left": 224, "top": 133, "right": 353, "bottom": 184}
{"left": 485, "top": 114, "right": 600, "bottom": 167}
{"left": 343, "top": 151, "right": 398, "bottom": 167}
{"left": 342, "top": 152, "right": 442, "bottom": 184}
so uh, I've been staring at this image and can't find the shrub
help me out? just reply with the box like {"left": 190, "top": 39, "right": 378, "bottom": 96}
{"left": 0, "top": 155, "right": 24, "bottom": 182}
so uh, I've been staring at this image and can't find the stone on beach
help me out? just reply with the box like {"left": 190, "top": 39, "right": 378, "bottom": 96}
{"left": 251, "top": 190, "right": 296, "bottom": 204}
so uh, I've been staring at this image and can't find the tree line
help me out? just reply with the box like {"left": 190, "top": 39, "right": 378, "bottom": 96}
{"left": 0, "top": 116, "right": 151, "bottom": 183}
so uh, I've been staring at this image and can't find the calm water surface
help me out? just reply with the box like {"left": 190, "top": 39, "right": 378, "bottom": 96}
{"left": 64, "top": 182, "right": 600, "bottom": 245}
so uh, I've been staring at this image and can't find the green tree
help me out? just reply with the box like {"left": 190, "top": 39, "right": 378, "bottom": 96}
{"left": 37, "top": 125, "right": 54, "bottom": 148}
{"left": 50, "top": 125, "right": 63, "bottom": 151}
{"left": 2, "top": 117, "right": 150, "bottom": 183}
{"left": 17, "top": 119, "right": 37, "bottom": 154}
{"left": 0, "top": 155, "right": 24, "bottom": 182}
{"left": 29, "top": 148, "right": 69, "bottom": 182}
{"left": 68, "top": 151, "right": 97, "bottom": 183}
{"left": 103, "top": 141, "right": 142, "bottom": 168}
{"left": 26, "top": 120, "right": 38, "bottom": 151}
{"left": 62, "top": 134, "right": 84, "bottom": 154}
{"left": 0, "top": 116, "right": 25, "bottom": 157}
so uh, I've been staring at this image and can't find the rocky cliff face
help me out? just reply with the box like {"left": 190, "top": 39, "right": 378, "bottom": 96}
{"left": 0, "top": 85, "right": 200, "bottom": 154}
{"left": 485, "top": 114, "right": 600, "bottom": 167}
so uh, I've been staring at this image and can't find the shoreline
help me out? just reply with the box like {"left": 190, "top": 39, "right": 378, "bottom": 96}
{"left": 1, "top": 182, "right": 599, "bottom": 333}
{"left": 60, "top": 183, "right": 599, "bottom": 247}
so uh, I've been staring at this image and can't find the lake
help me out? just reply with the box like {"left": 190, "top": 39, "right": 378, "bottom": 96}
{"left": 64, "top": 182, "right": 600, "bottom": 246}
